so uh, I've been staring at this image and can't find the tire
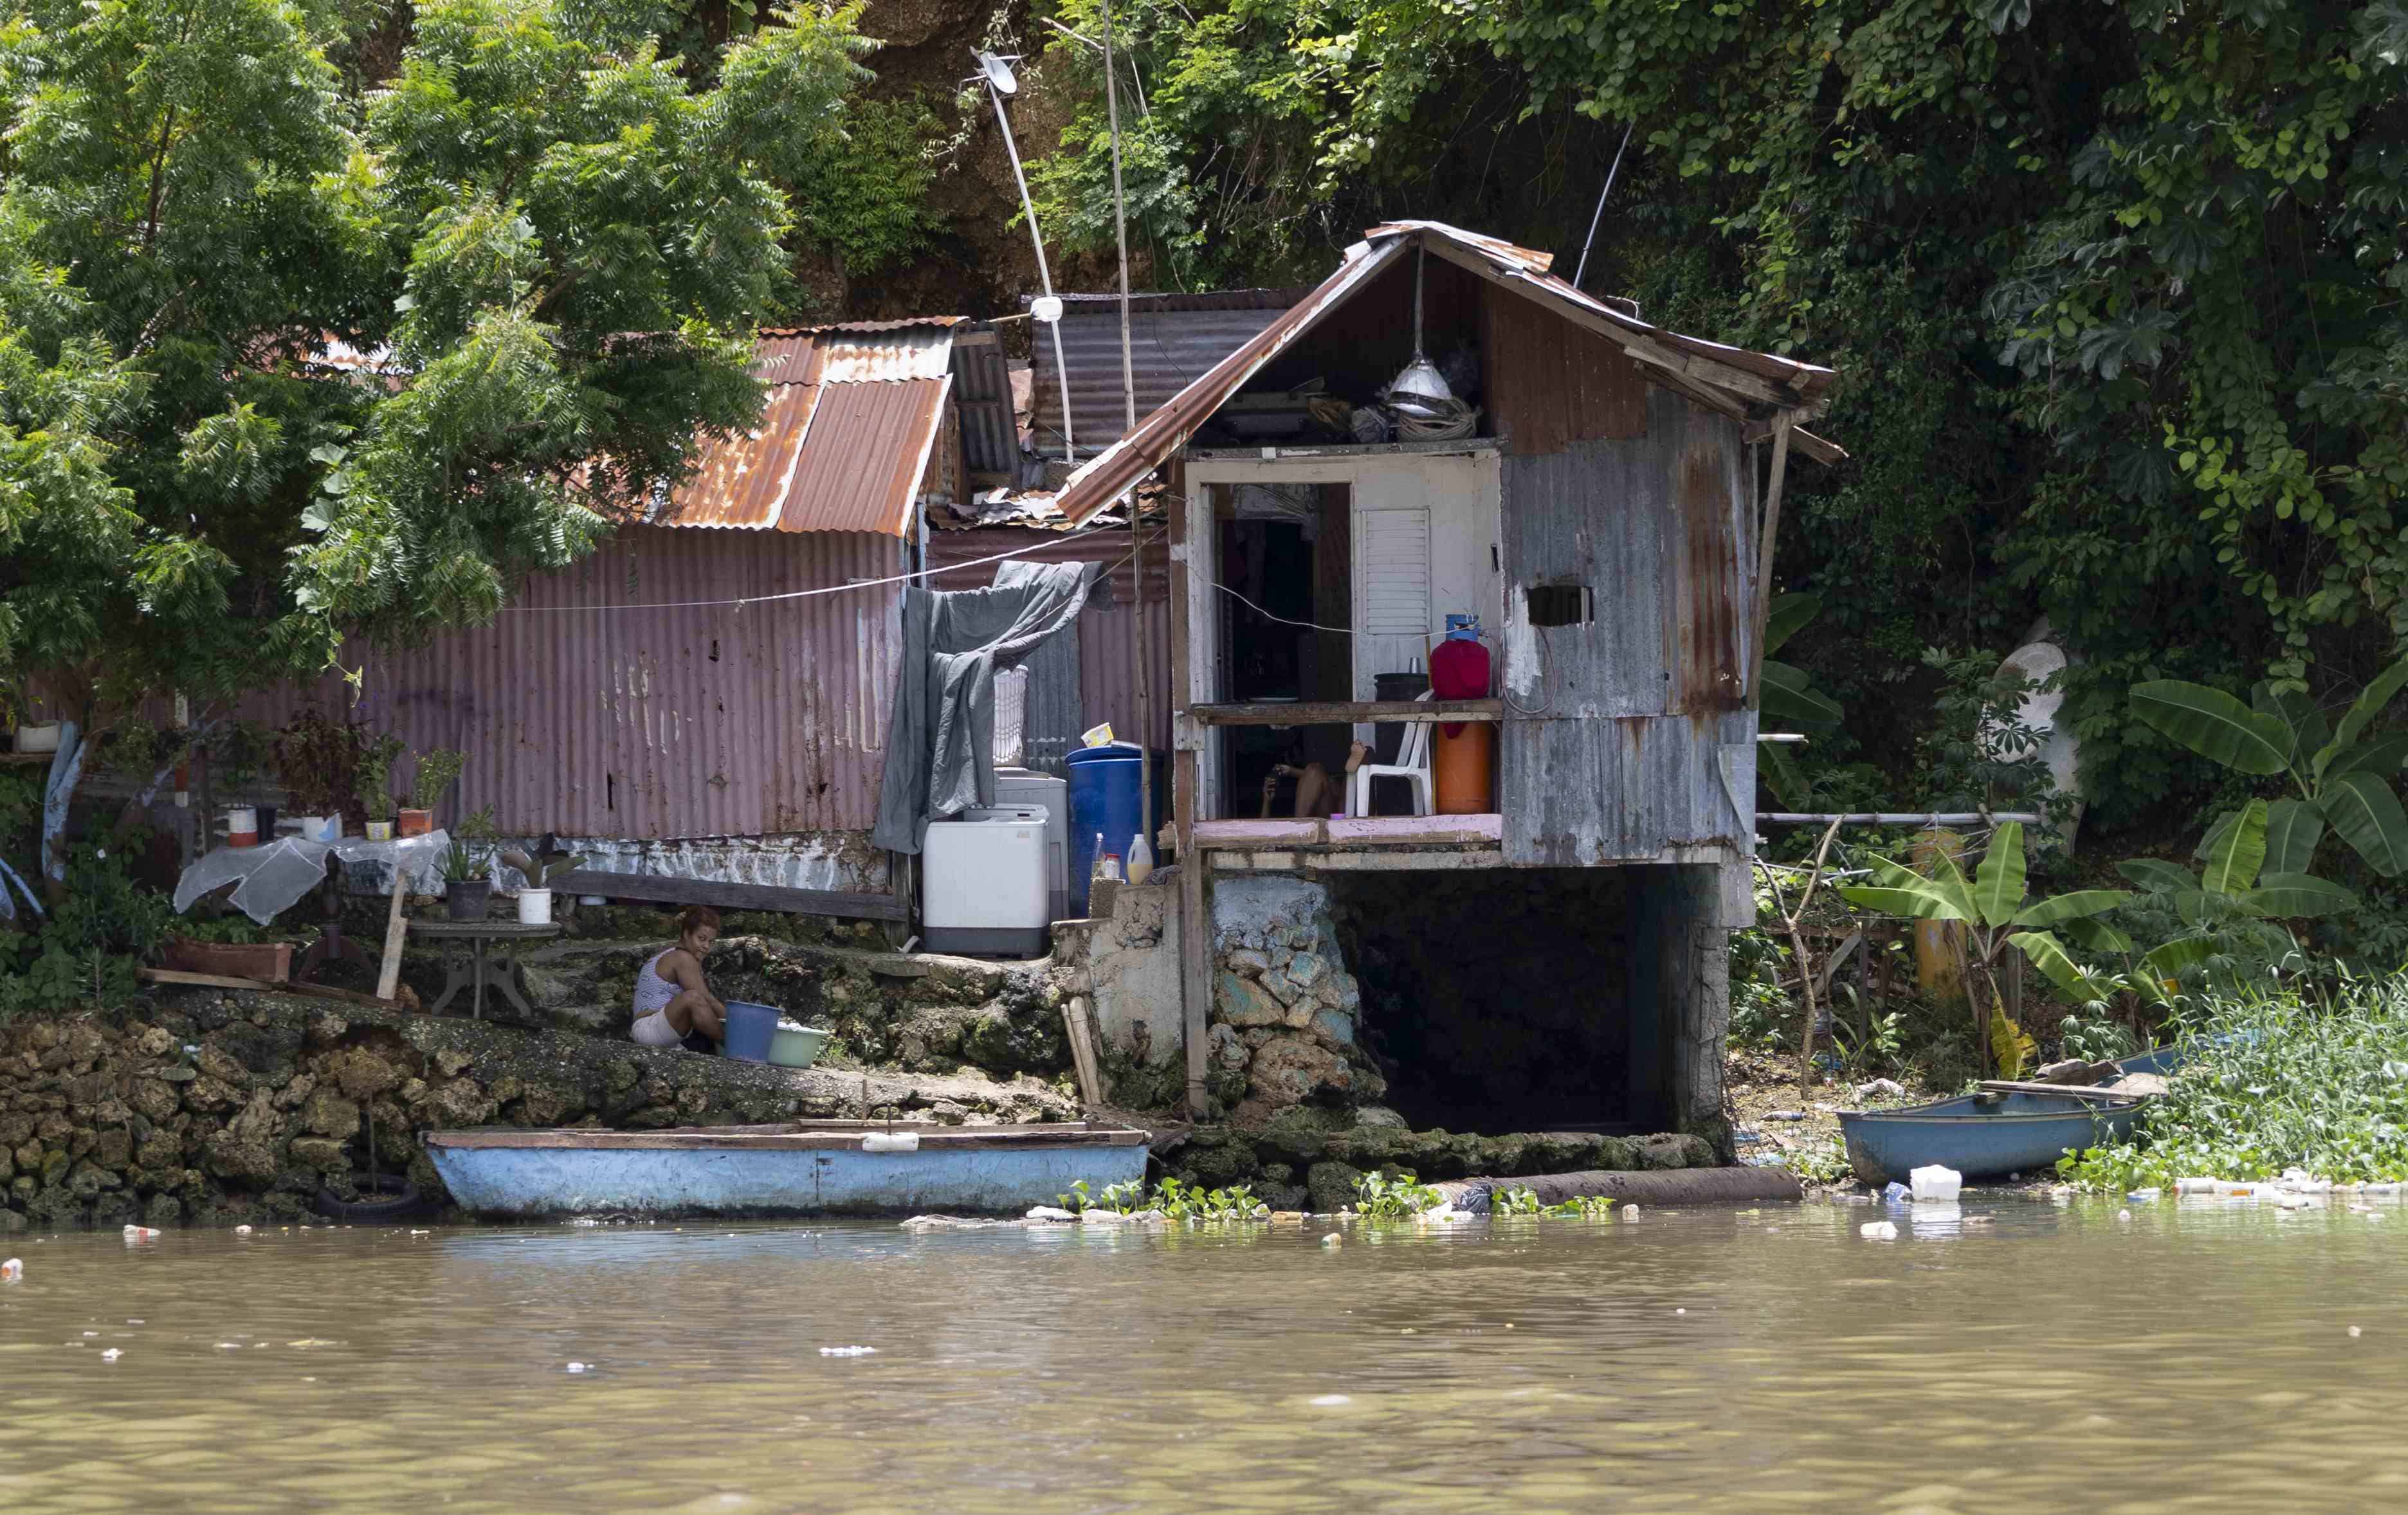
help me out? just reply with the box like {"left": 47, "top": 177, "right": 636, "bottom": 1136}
{"left": 315, "top": 1172, "right": 435, "bottom": 1222}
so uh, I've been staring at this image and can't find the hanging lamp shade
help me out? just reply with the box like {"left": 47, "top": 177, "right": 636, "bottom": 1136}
{"left": 1383, "top": 241, "right": 1455, "bottom": 415}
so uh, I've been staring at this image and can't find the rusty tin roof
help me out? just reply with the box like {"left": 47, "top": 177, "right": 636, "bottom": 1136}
{"left": 655, "top": 320, "right": 963, "bottom": 537}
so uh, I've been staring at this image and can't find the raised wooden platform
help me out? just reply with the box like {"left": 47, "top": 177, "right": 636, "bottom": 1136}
{"left": 1193, "top": 813, "right": 1506, "bottom": 871}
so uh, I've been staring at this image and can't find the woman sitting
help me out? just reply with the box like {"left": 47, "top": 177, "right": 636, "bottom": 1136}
{"left": 630, "top": 905, "right": 727, "bottom": 1053}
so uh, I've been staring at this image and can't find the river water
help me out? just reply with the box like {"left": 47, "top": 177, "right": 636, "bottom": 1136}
{"left": 5, "top": 1197, "right": 2407, "bottom": 1513}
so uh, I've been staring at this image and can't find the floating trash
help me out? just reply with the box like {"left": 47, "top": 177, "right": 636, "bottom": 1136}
{"left": 1320, "top": 1233, "right": 1341, "bottom": 1248}
{"left": 818, "top": 1346, "right": 877, "bottom": 1357}
{"left": 1309, "top": 1394, "right": 1351, "bottom": 1406}
{"left": 1859, "top": 1221, "right": 1899, "bottom": 1240}
{"left": 1, "top": 1258, "right": 21, "bottom": 1282}
{"left": 567, "top": 1362, "right": 588, "bottom": 1374}
{"left": 100, "top": 1348, "right": 122, "bottom": 1362}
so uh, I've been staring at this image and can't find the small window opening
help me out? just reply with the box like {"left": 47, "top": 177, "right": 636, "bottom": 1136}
{"left": 1526, "top": 583, "right": 1594, "bottom": 628}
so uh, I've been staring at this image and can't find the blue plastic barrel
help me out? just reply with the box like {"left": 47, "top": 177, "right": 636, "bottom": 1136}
{"left": 722, "top": 1001, "right": 781, "bottom": 1064}
{"left": 1066, "top": 742, "right": 1146, "bottom": 916}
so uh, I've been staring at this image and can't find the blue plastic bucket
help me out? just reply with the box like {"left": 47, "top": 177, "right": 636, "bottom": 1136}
{"left": 722, "top": 1001, "right": 781, "bottom": 1064}
{"left": 1066, "top": 742, "right": 1145, "bottom": 916}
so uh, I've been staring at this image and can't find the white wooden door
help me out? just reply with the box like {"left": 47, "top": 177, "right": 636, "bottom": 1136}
{"left": 1350, "top": 454, "right": 1502, "bottom": 735}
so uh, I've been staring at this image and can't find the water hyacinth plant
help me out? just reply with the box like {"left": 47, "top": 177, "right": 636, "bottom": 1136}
{"left": 2061, "top": 977, "right": 2408, "bottom": 1190}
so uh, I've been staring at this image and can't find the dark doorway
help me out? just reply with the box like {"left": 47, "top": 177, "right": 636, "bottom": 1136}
{"left": 1216, "top": 483, "right": 1353, "bottom": 816}
{"left": 1326, "top": 868, "right": 1670, "bottom": 1135}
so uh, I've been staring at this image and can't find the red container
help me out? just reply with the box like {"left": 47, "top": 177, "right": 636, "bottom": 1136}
{"left": 161, "top": 939, "right": 293, "bottom": 983}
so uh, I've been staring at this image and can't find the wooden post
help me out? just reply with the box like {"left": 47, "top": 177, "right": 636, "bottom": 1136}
{"left": 1061, "top": 994, "right": 1104, "bottom": 1107}
{"left": 1745, "top": 413, "right": 1794, "bottom": 709}
{"left": 374, "top": 854, "right": 410, "bottom": 1004}
{"left": 1177, "top": 747, "right": 1211, "bottom": 1118}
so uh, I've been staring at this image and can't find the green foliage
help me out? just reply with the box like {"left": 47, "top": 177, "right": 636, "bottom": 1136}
{"left": 271, "top": 711, "right": 363, "bottom": 816}
{"left": 0, "top": 837, "right": 173, "bottom": 1015}
{"left": 1350, "top": 1168, "right": 1443, "bottom": 1217}
{"left": 410, "top": 748, "right": 466, "bottom": 812}
{"left": 356, "top": 733, "right": 406, "bottom": 819}
{"left": 2131, "top": 662, "right": 2408, "bottom": 878}
{"left": 0, "top": 0, "right": 901, "bottom": 725}
{"left": 1491, "top": 1184, "right": 1542, "bottom": 1215}
{"left": 1542, "top": 1193, "right": 1623, "bottom": 1219}
{"left": 1055, "top": 1175, "right": 1268, "bottom": 1220}
{"left": 2060, "top": 976, "right": 2408, "bottom": 1189}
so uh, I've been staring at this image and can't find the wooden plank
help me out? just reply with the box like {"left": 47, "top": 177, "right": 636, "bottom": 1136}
{"left": 1193, "top": 818, "right": 1325, "bottom": 848}
{"left": 1191, "top": 698, "right": 1502, "bottom": 727}
{"left": 1975, "top": 1080, "right": 2148, "bottom": 1103}
{"left": 545, "top": 870, "right": 908, "bottom": 921}
{"left": 376, "top": 860, "right": 409, "bottom": 1002}
{"left": 1062, "top": 994, "right": 1104, "bottom": 1108}
{"left": 139, "top": 967, "right": 398, "bottom": 1010}
{"left": 1177, "top": 747, "right": 1212, "bottom": 1118}
{"left": 1324, "top": 813, "right": 1504, "bottom": 845}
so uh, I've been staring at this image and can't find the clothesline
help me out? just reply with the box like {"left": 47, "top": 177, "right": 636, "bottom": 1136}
{"left": 502, "top": 529, "right": 1157, "bottom": 615}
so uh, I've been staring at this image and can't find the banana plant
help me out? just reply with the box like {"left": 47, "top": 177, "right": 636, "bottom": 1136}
{"left": 1758, "top": 593, "right": 1843, "bottom": 808}
{"left": 2023, "top": 799, "right": 2357, "bottom": 1005}
{"left": 1838, "top": 821, "right": 2129, "bottom": 1076}
{"left": 2130, "top": 658, "right": 2408, "bottom": 876}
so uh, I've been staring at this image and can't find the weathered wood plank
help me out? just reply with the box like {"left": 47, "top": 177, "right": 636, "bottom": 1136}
{"left": 139, "top": 967, "right": 399, "bottom": 1010}
{"left": 1190, "top": 698, "right": 1502, "bottom": 727}
{"left": 544, "top": 871, "right": 908, "bottom": 921}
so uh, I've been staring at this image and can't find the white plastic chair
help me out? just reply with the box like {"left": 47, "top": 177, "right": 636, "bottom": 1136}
{"left": 1347, "top": 691, "right": 1434, "bottom": 818}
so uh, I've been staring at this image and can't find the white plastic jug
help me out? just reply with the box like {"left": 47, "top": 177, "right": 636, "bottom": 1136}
{"left": 516, "top": 888, "right": 554, "bottom": 925}
{"left": 1909, "top": 1165, "right": 1963, "bottom": 1202}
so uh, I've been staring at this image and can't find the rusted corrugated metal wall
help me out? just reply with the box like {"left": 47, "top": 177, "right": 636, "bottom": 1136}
{"left": 1481, "top": 282, "right": 1650, "bottom": 453}
{"left": 1498, "top": 386, "right": 1756, "bottom": 865}
{"left": 1079, "top": 599, "right": 1172, "bottom": 752}
{"left": 1030, "top": 300, "right": 1297, "bottom": 455}
{"left": 239, "top": 527, "right": 904, "bottom": 840}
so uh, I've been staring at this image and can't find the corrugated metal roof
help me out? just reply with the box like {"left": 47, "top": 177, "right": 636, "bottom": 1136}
{"left": 950, "top": 329, "right": 1017, "bottom": 474}
{"left": 1030, "top": 304, "right": 1295, "bottom": 455}
{"left": 1048, "top": 222, "right": 1845, "bottom": 525}
{"left": 659, "top": 323, "right": 964, "bottom": 536}
{"left": 783, "top": 376, "right": 952, "bottom": 537}
{"left": 1037, "top": 288, "right": 1318, "bottom": 313}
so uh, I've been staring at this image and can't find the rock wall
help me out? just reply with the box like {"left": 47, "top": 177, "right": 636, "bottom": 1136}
{"left": 0, "top": 992, "right": 1081, "bottom": 1233}
{"left": 1208, "top": 877, "right": 1383, "bottom": 1124}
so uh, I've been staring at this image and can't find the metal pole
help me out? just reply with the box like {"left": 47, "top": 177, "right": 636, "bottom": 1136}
{"left": 985, "top": 82, "right": 1077, "bottom": 464}
{"left": 1572, "top": 121, "right": 1636, "bottom": 291}
{"left": 1100, "top": 1, "right": 1154, "bottom": 865}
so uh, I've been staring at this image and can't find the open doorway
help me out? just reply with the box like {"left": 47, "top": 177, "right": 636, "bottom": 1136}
{"left": 1217, "top": 482, "right": 1352, "bottom": 817}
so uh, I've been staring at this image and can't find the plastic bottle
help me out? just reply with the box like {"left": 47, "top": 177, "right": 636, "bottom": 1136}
{"left": 1126, "top": 833, "right": 1154, "bottom": 885}
{"left": 1908, "top": 1165, "right": 1963, "bottom": 1202}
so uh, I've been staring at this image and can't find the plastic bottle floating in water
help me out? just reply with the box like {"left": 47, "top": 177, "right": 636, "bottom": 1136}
{"left": 1, "top": 1258, "right": 21, "bottom": 1282}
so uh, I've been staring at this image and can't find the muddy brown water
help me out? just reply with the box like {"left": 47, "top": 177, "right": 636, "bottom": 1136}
{"left": 6, "top": 1199, "right": 2408, "bottom": 1513}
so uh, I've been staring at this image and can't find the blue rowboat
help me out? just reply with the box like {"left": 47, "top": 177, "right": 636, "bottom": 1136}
{"left": 1837, "top": 1090, "right": 2147, "bottom": 1186}
{"left": 426, "top": 1121, "right": 1151, "bottom": 1220}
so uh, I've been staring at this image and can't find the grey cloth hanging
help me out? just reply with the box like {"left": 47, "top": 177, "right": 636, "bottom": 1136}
{"left": 873, "top": 559, "right": 1100, "bottom": 854}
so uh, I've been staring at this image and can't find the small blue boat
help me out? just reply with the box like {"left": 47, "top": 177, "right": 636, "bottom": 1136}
{"left": 426, "top": 1121, "right": 1152, "bottom": 1220}
{"left": 1837, "top": 1089, "right": 2147, "bottom": 1186}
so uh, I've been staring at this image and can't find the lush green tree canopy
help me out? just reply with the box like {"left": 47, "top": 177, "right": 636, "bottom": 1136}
{"left": 0, "top": 0, "right": 911, "bottom": 721}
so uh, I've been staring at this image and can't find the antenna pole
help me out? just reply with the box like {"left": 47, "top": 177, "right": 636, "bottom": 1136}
{"left": 984, "top": 74, "right": 1076, "bottom": 462}
{"left": 1573, "top": 121, "right": 1636, "bottom": 291}
{"left": 1100, "top": 1, "right": 1155, "bottom": 868}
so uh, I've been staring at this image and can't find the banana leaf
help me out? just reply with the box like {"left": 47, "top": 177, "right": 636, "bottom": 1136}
{"left": 2131, "top": 680, "right": 2293, "bottom": 774}
{"left": 2319, "top": 770, "right": 2408, "bottom": 876}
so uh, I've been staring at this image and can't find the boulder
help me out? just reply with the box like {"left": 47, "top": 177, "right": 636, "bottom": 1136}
{"left": 1308, "top": 1008, "right": 1356, "bottom": 1048}
{"left": 1306, "top": 1159, "right": 1364, "bottom": 1213}
{"left": 1218, "top": 972, "right": 1287, "bottom": 1028}
{"left": 421, "top": 1080, "right": 496, "bottom": 1128}
{"left": 300, "top": 1088, "right": 361, "bottom": 1140}
{"left": 1247, "top": 1037, "right": 1352, "bottom": 1105}
{"left": 1207, "top": 1023, "right": 1246, "bottom": 1072}
{"left": 323, "top": 1048, "right": 403, "bottom": 1102}
{"left": 128, "top": 1078, "right": 181, "bottom": 1123}
{"left": 288, "top": 1137, "right": 349, "bottom": 1172}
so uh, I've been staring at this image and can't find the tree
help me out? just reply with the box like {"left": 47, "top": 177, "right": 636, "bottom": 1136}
{"left": 0, "top": 0, "right": 892, "bottom": 875}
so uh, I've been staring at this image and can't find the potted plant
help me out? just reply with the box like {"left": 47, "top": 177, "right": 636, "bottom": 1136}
{"left": 442, "top": 807, "right": 497, "bottom": 920}
{"left": 500, "top": 844, "right": 588, "bottom": 925}
{"left": 357, "top": 734, "right": 406, "bottom": 841}
{"left": 208, "top": 721, "right": 275, "bottom": 841}
{"left": 161, "top": 913, "right": 295, "bottom": 983}
{"left": 403, "top": 747, "right": 464, "bottom": 838}
{"left": 272, "top": 711, "right": 362, "bottom": 840}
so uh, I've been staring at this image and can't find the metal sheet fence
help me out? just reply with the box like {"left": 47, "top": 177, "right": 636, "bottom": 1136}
{"left": 237, "top": 527, "right": 904, "bottom": 840}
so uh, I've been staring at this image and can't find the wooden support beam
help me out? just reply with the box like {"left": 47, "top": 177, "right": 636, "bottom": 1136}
{"left": 1745, "top": 415, "right": 1794, "bottom": 710}
{"left": 1176, "top": 747, "right": 1212, "bottom": 1119}
{"left": 1190, "top": 698, "right": 1502, "bottom": 727}
{"left": 140, "top": 967, "right": 399, "bottom": 1010}
{"left": 543, "top": 870, "right": 909, "bottom": 921}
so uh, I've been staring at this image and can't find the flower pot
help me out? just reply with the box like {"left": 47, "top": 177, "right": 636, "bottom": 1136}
{"left": 14, "top": 723, "right": 61, "bottom": 755}
{"left": 397, "top": 808, "right": 433, "bottom": 838}
{"left": 221, "top": 807, "right": 259, "bottom": 848}
{"left": 444, "top": 879, "right": 493, "bottom": 920}
{"left": 162, "top": 938, "right": 293, "bottom": 984}
{"left": 365, "top": 821, "right": 394, "bottom": 842}
{"left": 516, "top": 887, "right": 553, "bottom": 925}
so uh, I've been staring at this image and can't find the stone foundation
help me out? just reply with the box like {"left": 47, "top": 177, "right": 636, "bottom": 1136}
{"left": 0, "top": 991, "right": 1081, "bottom": 1232}
{"left": 1207, "top": 876, "right": 1382, "bottom": 1122}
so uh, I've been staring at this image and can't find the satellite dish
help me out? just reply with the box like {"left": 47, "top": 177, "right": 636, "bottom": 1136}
{"left": 973, "top": 50, "right": 1018, "bottom": 98}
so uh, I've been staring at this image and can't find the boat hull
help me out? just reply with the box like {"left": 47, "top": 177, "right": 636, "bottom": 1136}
{"left": 427, "top": 1124, "right": 1151, "bottom": 1219}
{"left": 1837, "top": 1093, "right": 2144, "bottom": 1186}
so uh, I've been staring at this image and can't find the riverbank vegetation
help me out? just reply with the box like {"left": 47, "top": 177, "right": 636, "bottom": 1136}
{"left": 2063, "top": 977, "right": 2408, "bottom": 1190}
